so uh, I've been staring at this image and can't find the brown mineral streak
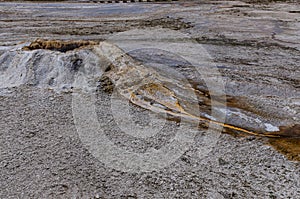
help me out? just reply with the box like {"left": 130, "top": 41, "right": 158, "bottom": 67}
{"left": 22, "top": 39, "right": 99, "bottom": 52}
{"left": 96, "top": 41, "right": 300, "bottom": 161}
{"left": 95, "top": 42, "right": 297, "bottom": 139}
{"left": 130, "top": 81, "right": 300, "bottom": 161}
{"left": 269, "top": 138, "right": 300, "bottom": 161}
{"left": 131, "top": 85, "right": 300, "bottom": 139}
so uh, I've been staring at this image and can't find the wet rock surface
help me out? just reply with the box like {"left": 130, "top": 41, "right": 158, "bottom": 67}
{"left": 0, "top": 0, "right": 299, "bottom": 198}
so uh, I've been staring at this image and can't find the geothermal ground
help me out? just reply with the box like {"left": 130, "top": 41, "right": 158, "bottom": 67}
{"left": 0, "top": 0, "right": 299, "bottom": 198}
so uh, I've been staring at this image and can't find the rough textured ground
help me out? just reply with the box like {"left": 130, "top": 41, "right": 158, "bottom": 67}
{"left": 0, "top": 0, "right": 299, "bottom": 198}
{"left": 1, "top": 87, "right": 299, "bottom": 198}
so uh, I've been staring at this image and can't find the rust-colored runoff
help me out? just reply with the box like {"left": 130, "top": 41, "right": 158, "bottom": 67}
{"left": 128, "top": 82, "right": 300, "bottom": 162}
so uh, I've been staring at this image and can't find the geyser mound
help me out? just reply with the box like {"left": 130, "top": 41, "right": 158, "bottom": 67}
{"left": 0, "top": 40, "right": 104, "bottom": 92}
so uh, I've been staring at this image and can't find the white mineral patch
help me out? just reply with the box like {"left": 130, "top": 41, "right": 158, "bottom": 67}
{"left": 218, "top": 108, "right": 229, "bottom": 115}
{"left": 152, "top": 103, "right": 167, "bottom": 110}
{"left": 255, "top": 118, "right": 262, "bottom": 124}
{"left": 204, "top": 113, "right": 216, "bottom": 121}
{"left": 264, "top": 123, "right": 279, "bottom": 132}
{"left": 0, "top": 45, "right": 103, "bottom": 93}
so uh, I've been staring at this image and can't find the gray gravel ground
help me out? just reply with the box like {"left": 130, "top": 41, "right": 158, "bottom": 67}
{"left": 0, "top": 87, "right": 299, "bottom": 198}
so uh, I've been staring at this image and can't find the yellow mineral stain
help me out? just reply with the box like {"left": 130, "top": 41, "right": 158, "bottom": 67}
{"left": 130, "top": 83, "right": 280, "bottom": 138}
{"left": 98, "top": 43, "right": 299, "bottom": 161}
{"left": 133, "top": 82, "right": 300, "bottom": 161}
